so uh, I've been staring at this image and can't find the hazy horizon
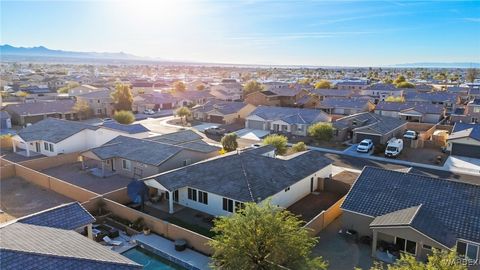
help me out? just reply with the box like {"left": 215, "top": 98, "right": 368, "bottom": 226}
{"left": 1, "top": 0, "right": 480, "bottom": 66}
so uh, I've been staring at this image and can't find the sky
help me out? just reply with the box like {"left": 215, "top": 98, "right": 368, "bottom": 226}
{"left": 1, "top": 0, "right": 480, "bottom": 66}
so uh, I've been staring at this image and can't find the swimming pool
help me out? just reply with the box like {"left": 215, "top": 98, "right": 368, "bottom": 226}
{"left": 122, "top": 247, "right": 186, "bottom": 270}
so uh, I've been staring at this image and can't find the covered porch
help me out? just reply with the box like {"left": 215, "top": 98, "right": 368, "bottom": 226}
{"left": 143, "top": 178, "right": 180, "bottom": 214}
{"left": 11, "top": 136, "right": 42, "bottom": 157}
{"left": 399, "top": 111, "right": 423, "bottom": 123}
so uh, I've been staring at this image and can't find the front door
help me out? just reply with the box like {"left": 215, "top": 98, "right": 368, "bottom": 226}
{"left": 310, "top": 177, "right": 314, "bottom": 192}
{"left": 174, "top": 190, "right": 179, "bottom": 202}
{"left": 35, "top": 142, "right": 41, "bottom": 153}
{"left": 111, "top": 159, "right": 115, "bottom": 171}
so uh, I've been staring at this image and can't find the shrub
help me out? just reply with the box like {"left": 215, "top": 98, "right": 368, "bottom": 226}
{"left": 221, "top": 133, "right": 238, "bottom": 152}
{"left": 291, "top": 141, "right": 307, "bottom": 153}
{"left": 308, "top": 123, "right": 333, "bottom": 142}
{"left": 263, "top": 134, "right": 288, "bottom": 155}
{"left": 113, "top": 110, "right": 135, "bottom": 124}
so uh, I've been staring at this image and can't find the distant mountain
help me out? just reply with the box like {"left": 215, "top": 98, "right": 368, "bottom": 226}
{"left": 393, "top": 62, "right": 480, "bottom": 68}
{"left": 0, "top": 44, "right": 153, "bottom": 61}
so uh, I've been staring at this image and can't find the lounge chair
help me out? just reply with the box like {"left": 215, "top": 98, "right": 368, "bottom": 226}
{"left": 103, "top": 236, "right": 122, "bottom": 246}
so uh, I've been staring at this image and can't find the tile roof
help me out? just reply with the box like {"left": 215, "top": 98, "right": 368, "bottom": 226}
{"left": 148, "top": 130, "right": 203, "bottom": 144}
{"left": 102, "top": 120, "right": 149, "bottom": 134}
{"left": 334, "top": 112, "right": 406, "bottom": 135}
{"left": 5, "top": 100, "right": 75, "bottom": 116}
{"left": 77, "top": 89, "right": 112, "bottom": 99}
{"left": 18, "top": 202, "right": 95, "bottom": 230}
{"left": 342, "top": 167, "right": 480, "bottom": 246}
{"left": 192, "top": 100, "right": 248, "bottom": 115}
{"left": 0, "top": 223, "right": 141, "bottom": 270}
{"left": 148, "top": 150, "right": 332, "bottom": 202}
{"left": 375, "top": 101, "right": 444, "bottom": 114}
{"left": 318, "top": 98, "right": 372, "bottom": 109}
{"left": 249, "top": 106, "right": 331, "bottom": 124}
{"left": 449, "top": 122, "right": 480, "bottom": 141}
{"left": 404, "top": 92, "right": 459, "bottom": 103}
{"left": 310, "top": 89, "right": 353, "bottom": 97}
{"left": 140, "top": 92, "right": 178, "bottom": 104}
{"left": 17, "top": 118, "right": 98, "bottom": 143}
{"left": 171, "top": 90, "right": 214, "bottom": 100}
{"left": 365, "top": 83, "right": 401, "bottom": 91}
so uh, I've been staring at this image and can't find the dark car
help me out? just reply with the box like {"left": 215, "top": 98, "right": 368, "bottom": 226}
{"left": 204, "top": 126, "right": 226, "bottom": 136}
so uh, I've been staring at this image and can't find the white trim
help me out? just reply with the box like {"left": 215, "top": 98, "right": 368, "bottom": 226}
{"left": 371, "top": 225, "right": 451, "bottom": 250}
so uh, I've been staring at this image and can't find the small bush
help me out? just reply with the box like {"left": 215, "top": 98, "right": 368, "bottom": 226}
{"left": 291, "top": 141, "right": 307, "bottom": 153}
{"left": 263, "top": 134, "right": 288, "bottom": 155}
{"left": 113, "top": 110, "right": 135, "bottom": 124}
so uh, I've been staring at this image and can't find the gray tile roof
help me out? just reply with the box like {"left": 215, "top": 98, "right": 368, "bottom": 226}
{"left": 449, "top": 122, "right": 480, "bottom": 141}
{"left": 5, "top": 100, "right": 75, "bottom": 116}
{"left": 366, "top": 83, "right": 401, "bottom": 91}
{"left": 171, "top": 90, "right": 214, "bottom": 100}
{"left": 405, "top": 92, "right": 459, "bottom": 103}
{"left": 140, "top": 92, "right": 178, "bottom": 104}
{"left": 375, "top": 101, "right": 444, "bottom": 114}
{"left": 77, "top": 89, "right": 112, "bottom": 99}
{"left": 90, "top": 136, "right": 183, "bottom": 166}
{"left": 17, "top": 118, "right": 98, "bottom": 143}
{"left": 370, "top": 205, "right": 421, "bottom": 227}
{"left": 192, "top": 100, "right": 248, "bottom": 115}
{"left": 310, "top": 89, "right": 353, "bottom": 97}
{"left": 148, "top": 130, "right": 203, "bottom": 144}
{"left": 18, "top": 202, "right": 95, "bottom": 230}
{"left": 147, "top": 150, "right": 332, "bottom": 202}
{"left": 318, "top": 98, "right": 372, "bottom": 109}
{"left": 342, "top": 167, "right": 480, "bottom": 246}
{"left": 0, "top": 223, "right": 141, "bottom": 269}
{"left": 249, "top": 106, "right": 330, "bottom": 125}
{"left": 102, "top": 120, "right": 149, "bottom": 134}
{"left": 334, "top": 112, "right": 406, "bottom": 135}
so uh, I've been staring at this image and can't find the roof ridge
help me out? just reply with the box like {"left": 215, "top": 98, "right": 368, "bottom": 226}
{"left": 238, "top": 151, "right": 256, "bottom": 202}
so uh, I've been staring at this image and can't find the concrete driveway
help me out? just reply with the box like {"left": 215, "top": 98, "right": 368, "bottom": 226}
{"left": 234, "top": 128, "right": 270, "bottom": 141}
{"left": 343, "top": 144, "right": 373, "bottom": 157}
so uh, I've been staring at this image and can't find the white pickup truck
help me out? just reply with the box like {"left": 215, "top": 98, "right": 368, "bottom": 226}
{"left": 385, "top": 138, "right": 403, "bottom": 158}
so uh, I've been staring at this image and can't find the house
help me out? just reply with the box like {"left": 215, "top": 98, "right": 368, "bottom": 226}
{"left": 446, "top": 122, "right": 480, "bottom": 158}
{"left": 68, "top": 84, "right": 105, "bottom": 96}
{"left": 0, "top": 111, "right": 12, "bottom": 129}
{"left": 133, "top": 92, "right": 178, "bottom": 112}
{"left": 341, "top": 166, "right": 480, "bottom": 263}
{"left": 336, "top": 80, "right": 369, "bottom": 91}
{"left": 360, "top": 83, "right": 404, "bottom": 102}
{"left": 76, "top": 89, "right": 114, "bottom": 117}
{"left": 209, "top": 79, "right": 243, "bottom": 101}
{"left": 468, "top": 88, "right": 480, "bottom": 100}
{"left": 317, "top": 98, "right": 375, "bottom": 116}
{"left": 375, "top": 101, "right": 445, "bottom": 123}
{"left": 143, "top": 146, "right": 333, "bottom": 215}
{"left": 0, "top": 203, "right": 141, "bottom": 269}
{"left": 333, "top": 112, "right": 407, "bottom": 144}
{"left": 245, "top": 106, "right": 331, "bottom": 136}
{"left": 12, "top": 118, "right": 150, "bottom": 157}
{"left": 245, "top": 88, "right": 308, "bottom": 107}
{"left": 4, "top": 100, "right": 77, "bottom": 125}
{"left": 404, "top": 92, "right": 460, "bottom": 112}
{"left": 81, "top": 130, "right": 219, "bottom": 178}
{"left": 310, "top": 89, "right": 354, "bottom": 101}
{"left": 171, "top": 90, "right": 215, "bottom": 107}
{"left": 191, "top": 100, "right": 256, "bottom": 124}
{"left": 449, "top": 98, "right": 480, "bottom": 124}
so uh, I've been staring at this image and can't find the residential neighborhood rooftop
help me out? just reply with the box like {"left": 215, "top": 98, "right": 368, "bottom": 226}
{"left": 17, "top": 118, "right": 97, "bottom": 143}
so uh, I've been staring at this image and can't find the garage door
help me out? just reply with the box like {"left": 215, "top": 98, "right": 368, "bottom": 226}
{"left": 451, "top": 143, "right": 480, "bottom": 158}
{"left": 209, "top": 115, "right": 224, "bottom": 124}
{"left": 355, "top": 133, "right": 381, "bottom": 145}
{"left": 247, "top": 120, "right": 264, "bottom": 130}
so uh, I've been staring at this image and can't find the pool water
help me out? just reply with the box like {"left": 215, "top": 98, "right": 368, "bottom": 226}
{"left": 122, "top": 247, "right": 186, "bottom": 270}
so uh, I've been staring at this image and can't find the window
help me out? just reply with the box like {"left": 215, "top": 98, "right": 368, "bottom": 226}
{"left": 44, "top": 142, "right": 49, "bottom": 150}
{"left": 457, "top": 241, "right": 479, "bottom": 261}
{"left": 198, "top": 191, "right": 208, "bottom": 205}
{"left": 122, "top": 159, "right": 131, "bottom": 170}
{"left": 49, "top": 143, "right": 54, "bottom": 152}
{"left": 284, "top": 187, "right": 290, "bottom": 192}
{"left": 235, "top": 201, "right": 245, "bottom": 213}
{"left": 188, "top": 188, "right": 198, "bottom": 201}
{"left": 222, "top": 198, "right": 234, "bottom": 213}
{"left": 395, "top": 237, "right": 416, "bottom": 255}
{"left": 183, "top": 159, "right": 191, "bottom": 166}
{"left": 422, "top": 244, "right": 432, "bottom": 250}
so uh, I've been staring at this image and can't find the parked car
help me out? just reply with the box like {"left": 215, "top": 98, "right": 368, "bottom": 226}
{"left": 385, "top": 138, "right": 403, "bottom": 158}
{"left": 143, "top": 109, "right": 155, "bottom": 115}
{"left": 204, "top": 126, "right": 226, "bottom": 136}
{"left": 356, "top": 139, "right": 373, "bottom": 153}
{"left": 403, "top": 130, "right": 418, "bottom": 140}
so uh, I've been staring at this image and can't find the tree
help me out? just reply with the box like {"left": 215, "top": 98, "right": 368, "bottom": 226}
{"left": 314, "top": 80, "right": 331, "bottom": 89}
{"left": 57, "top": 82, "right": 80, "bottom": 94}
{"left": 243, "top": 80, "right": 264, "bottom": 95}
{"left": 196, "top": 84, "right": 206, "bottom": 91}
{"left": 111, "top": 84, "right": 133, "bottom": 111}
{"left": 16, "top": 91, "right": 28, "bottom": 98}
{"left": 209, "top": 201, "right": 328, "bottom": 270}
{"left": 308, "top": 123, "right": 333, "bottom": 142}
{"left": 173, "top": 81, "right": 186, "bottom": 92}
{"left": 466, "top": 68, "right": 478, "bottom": 83}
{"left": 113, "top": 110, "right": 135, "bottom": 124}
{"left": 385, "top": 96, "right": 405, "bottom": 102}
{"left": 221, "top": 133, "right": 238, "bottom": 152}
{"left": 175, "top": 106, "right": 191, "bottom": 124}
{"left": 263, "top": 134, "right": 288, "bottom": 155}
{"left": 291, "top": 141, "right": 307, "bottom": 152}
{"left": 73, "top": 99, "right": 93, "bottom": 120}
{"left": 393, "top": 75, "right": 406, "bottom": 85}
{"left": 396, "top": 81, "right": 415, "bottom": 88}
{"left": 366, "top": 248, "right": 466, "bottom": 270}
{"left": 435, "top": 72, "right": 447, "bottom": 81}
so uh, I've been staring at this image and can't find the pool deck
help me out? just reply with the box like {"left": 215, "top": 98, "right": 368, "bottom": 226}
{"left": 113, "top": 233, "right": 211, "bottom": 270}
